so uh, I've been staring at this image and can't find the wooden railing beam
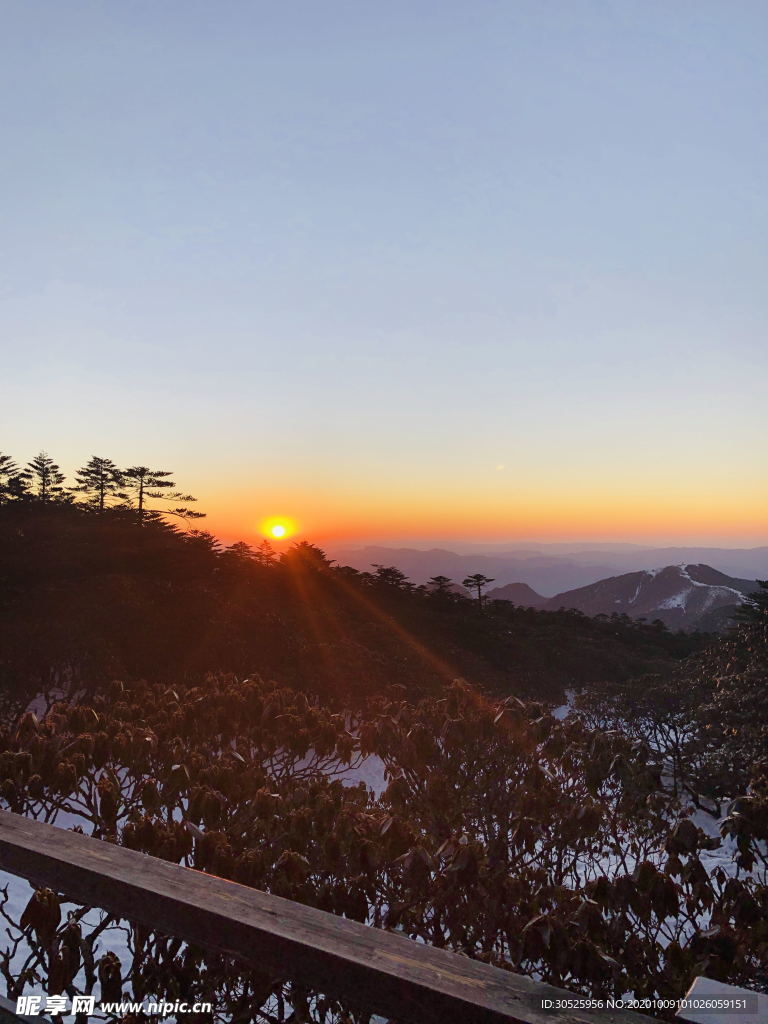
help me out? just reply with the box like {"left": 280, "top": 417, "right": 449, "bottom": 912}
{"left": 0, "top": 811, "right": 654, "bottom": 1024}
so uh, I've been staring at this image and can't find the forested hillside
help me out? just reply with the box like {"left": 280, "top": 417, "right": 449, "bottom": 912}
{"left": 0, "top": 451, "right": 702, "bottom": 710}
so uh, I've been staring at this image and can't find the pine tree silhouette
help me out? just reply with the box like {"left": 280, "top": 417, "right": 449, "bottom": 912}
{"left": 75, "top": 456, "right": 125, "bottom": 512}
{"left": 462, "top": 573, "right": 495, "bottom": 610}
{"left": 25, "top": 452, "right": 67, "bottom": 503}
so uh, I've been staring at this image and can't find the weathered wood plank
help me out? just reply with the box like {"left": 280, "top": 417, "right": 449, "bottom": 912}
{"left": 0, "top": 810, "right": 654, "bottom": 1024}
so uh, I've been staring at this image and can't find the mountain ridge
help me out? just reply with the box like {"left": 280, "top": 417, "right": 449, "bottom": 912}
{"left": 329, "top": 545, "right": 768, "bottom": 595}
{"left": 490, "top": 563, "right": 761, "bottom": 631}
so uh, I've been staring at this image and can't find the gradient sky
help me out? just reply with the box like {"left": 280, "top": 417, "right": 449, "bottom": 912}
{"left": 2, "top": 1, "right": 766, "bottom": 546}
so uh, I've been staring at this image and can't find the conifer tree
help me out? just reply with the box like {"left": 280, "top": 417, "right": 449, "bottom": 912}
{"left": 428, "top": 575, "right": 454, "bottom": 593}
{"left": 74, "top": 456, "right": 125, "bottom": 512}
{"left": 0, "top": 453, "right": 30, "bottom": 504}
{"left": 122, "top": 466, "right": 175, "bottom": 525}
{"left": 123, "top": 465, "right": 204, "bottom": 526}
{"left": 372, "top": 564, "right": 411, "bottom": 589}
{"left": 255, "top": 539, "right": 276, "bottom": 565}
{"left": 736, "top": 580, "right": 768, "bottom": 624}
{"left": 462, "top": 573, "right": 495, "bottom": 609}
{"left": 281, "top": 541, "right": 332, "bottom": 570}
{"left": 225, "top": 540, "right": 256, "bottom": 560}
{"left": 25, "top": 452, "right": 67, "bottom": 503}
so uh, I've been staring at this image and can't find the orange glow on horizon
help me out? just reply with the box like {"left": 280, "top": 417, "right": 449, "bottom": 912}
{"left": 206, "top": 476, "right": 767, "bottom": 550}
{"left": 215, "top": 496, "right": 768, "bottom": 549}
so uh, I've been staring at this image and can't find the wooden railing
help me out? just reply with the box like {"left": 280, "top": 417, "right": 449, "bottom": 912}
{"left": 0, "top": 810, "right": 655, "bottom": 1024}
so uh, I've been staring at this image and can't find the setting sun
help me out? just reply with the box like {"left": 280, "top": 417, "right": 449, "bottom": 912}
{"left": 260, "top": 516, "right": 296, "bottom": 541}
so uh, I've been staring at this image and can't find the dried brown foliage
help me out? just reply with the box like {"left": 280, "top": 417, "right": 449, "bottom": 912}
{"left": 0, "top": 674, "right": 765, "bottom": 1021}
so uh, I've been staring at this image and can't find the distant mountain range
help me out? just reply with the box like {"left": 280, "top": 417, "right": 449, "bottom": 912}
{"left": 487, "top": 582, "right": 548, "bottom": 607}
{"left": 487, "top": 564, "right": 761, "bottom": 631}
{"left": 330, "top": 544, "right": 768, "bottom": 596}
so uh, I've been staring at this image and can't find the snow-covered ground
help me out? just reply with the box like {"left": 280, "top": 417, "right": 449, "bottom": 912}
{"left": 551, "top": 688, "right": 577, "bottom": 720}
{"left": 340, "top": 753, "right": 387, "bottom": 796}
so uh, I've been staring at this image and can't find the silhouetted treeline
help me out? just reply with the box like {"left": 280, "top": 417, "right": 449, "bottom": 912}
{"left": 0, "top": 450, "right": 203, "bottom": 524}
{"left": 0, "top": 455, "right": 704, "bottom": 710}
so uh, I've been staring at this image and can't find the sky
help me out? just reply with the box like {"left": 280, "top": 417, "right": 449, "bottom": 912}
{"left": 1, "top": 1, "right": 766, "bottom": 547}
